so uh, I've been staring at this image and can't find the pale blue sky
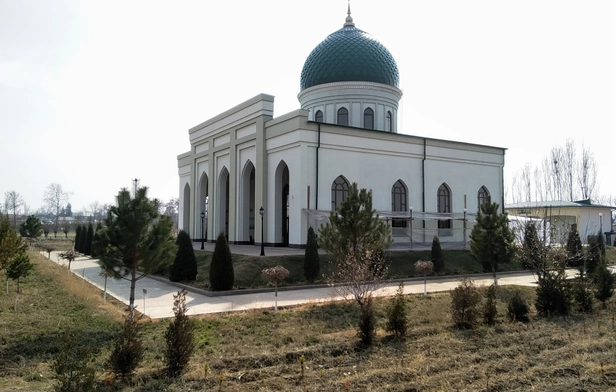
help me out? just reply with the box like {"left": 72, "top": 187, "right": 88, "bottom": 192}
{"left": 1, "top": 0, "right": 614, "bottom": 213}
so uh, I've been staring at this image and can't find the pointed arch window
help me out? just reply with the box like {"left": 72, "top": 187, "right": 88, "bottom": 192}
{"left": 331, "top": 176, "right": 349, "bottom": 210}
{"left": 437, "top": 183, "right": 452, "bottom": 232}
{"left": 337, "top": 107, "right": 348, "bottom": 126}
{"left": 477, "top": 186, "right": 490, "bottom": 211}
{"left": 386, "top": 111, "right": 393, "bottom": 132}
{"left": 392, "top": 179, "right": 408, "bottom": 228}
{"left": 314, "top": 110, "right": 323, "bottom": 123}
{"left": 364, "top": 107, "right": 374, "bottom": 130}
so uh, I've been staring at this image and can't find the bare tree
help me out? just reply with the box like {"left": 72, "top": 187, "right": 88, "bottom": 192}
{"left": 578, "top": 145, "right": 597, "bottom": 200}
{"left": 563, "top": 139, "right": 576, "bottom": 201}
{"left": 43, "top": 183, "right": 72, "bottom": 234}
{"left": 3, "top": 191, "right": 24, "bottom": 228}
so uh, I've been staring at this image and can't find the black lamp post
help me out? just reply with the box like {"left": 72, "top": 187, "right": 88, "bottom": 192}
{"left": 259, "top": 206, "right": 265, "bottom": 256}
{"left": 200, "top": 211, "right": 205, "bottom": 250}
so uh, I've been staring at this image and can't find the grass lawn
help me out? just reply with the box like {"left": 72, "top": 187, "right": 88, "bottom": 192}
{"left": 185, "top": 248, "right": 525, "bottom": 290}
{"left": 2, "top": 250, "right": 616, "bottom": 391}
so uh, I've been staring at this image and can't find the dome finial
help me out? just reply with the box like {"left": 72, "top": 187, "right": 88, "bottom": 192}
{"left": 344, "top": 0, "right": 355, "bottom": 27}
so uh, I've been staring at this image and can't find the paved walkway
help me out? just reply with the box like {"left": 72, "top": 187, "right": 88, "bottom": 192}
{"left": 43, "top": 248, "right": 543, "bottom": 319}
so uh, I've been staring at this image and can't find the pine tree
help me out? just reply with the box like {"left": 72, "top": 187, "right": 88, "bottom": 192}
{"left": 535, "top": 271, "right": 571, "bottom": 317}
{"left": 18, "top": 215, "right": 43, "bottom": 245}
{"left": 78, "top": 224, "right": 87, "bottom": 254}
{"left": 566, "top": 225, "right": 584, "bottom": 276}
{"left": 94, "top": 187, "right": 176, "bottom": 316}
{"left": 91, "top": 223, "right": 102, "bottom": 258}
{"left": 170, "top": 230, "right": 198, "bottom": 282}
{"left": 431, "top": 236, "right": 444, "bottom": 274}
{"left": 84, "top": 223, "right": 94, "bottom": 256}
{"left": 586, "top": 235, "right": 601, "bottom": 275}
{"left": 164, "top": 289, "right": 195, "bottom": 377}
{"left": 209, "top": 232, "right": 234, "bottom": 290}
{"left": 470, "top": 199, "right": 516, "bottom": 284}
{"left": 597, "top": 230, "right": 606, "bottom": 260}
{"left": 109, "top": 315, "right": 144, "bottom": 380}
{"left": 74, "top": 225, "right": 82, "bottom": 252}
{"left": 385, "top": 282, "right": 408, "bottom": 338}
{"left": 304, "top": 227, "right": 320, "bottom": 283}
{"left": 6, "top": 253, "right": 33, "bottom": 294}
{"left": 594, "top": 263, "right": 614, "bottom": 308}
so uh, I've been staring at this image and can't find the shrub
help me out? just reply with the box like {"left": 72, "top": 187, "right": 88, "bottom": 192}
{"left": 51, "top": 334, "right": 96, "bottom": 392}
{"left": 165, "top": 289, "right": 195, "bottom": 377}
{"left": 209, "top": 232, "right": 234, "bottom": 291}
{"left": 108, "top": 315, "right": 144, "bottom": 380}
{"left": 566, "top": 225, "right": 584, "bottom": 274}
{"left": 450, "top": 276, "right": 481, "bottom": 329}
{"left": 74, "top": 225, "right": 81, "bottom": 252}
{"left": 572, "top": 281, "right": 594, "bottom": 313}
{"left": 535, "top": 271, "right": 571, "bottom": 317}
{"left": 593, "top": 263, "right": 614, "bottom": 308}
{"left": 84, "top": 223, "right": 93, "bottom": 256}
{"left": 483, "top": 284, "right": 498, "bottom": 325}
{"left": 507, "top": 291, "right": 530, "bottom": 322}
{"left": 431, "top": 236, "right": 444, "bottom": 274}
{"left": 385, "top": 282, "right": 408, "bottom": 338}
{"left": 357, "top": 296, "right": 376, "bottom": 346}
{"left": 304, "top": 227, "right": 320, "bottom": 283}
{"left": 170, "top": 230, "right": 198, "bottom": 282}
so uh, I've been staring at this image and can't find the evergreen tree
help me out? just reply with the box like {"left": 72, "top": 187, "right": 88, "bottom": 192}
{"left": 431, "top": 236, "right": 444, "bottom": 274}
{"left": 19, "top": 215, "right": 43, "bottom": 245}
{"left": 74, "top": 225, "right": 82, "bottom": 252}
{"left": 304, "top": 226, "right": 320, "bottom": 283}
{"left": 164, "top": 289, "right": 195, "bottom": 377}
{"left": 521, "top": 221, "right": 545, "bottom": 274}
{"left": 597, "top": 230, "right": 606, "bottom": 260}
{"left": 209, "top": 232, "right": 234, "bottom": 290}
{"left": 94, "top": 187, "right": 176, "bottom": 317}
{"left": 535, "top": 271, "right": 571, "bottom": 317}
{"left": 450, "top": 276, "right": 481, "bottom": 329}
{"left": 91, "top": 223, "right": 102, "bottom": 258}
{"left": 318, "top": 182, "right": 392, "bottom": 264}
{"left": 109, "top": 315, "right": 144, "bottom": 380}
{"left": 594, "top": 263, "right": 614, "bottom": 308}
{"left": 84, "top": 223, "right": 94, "bottom": 256}
{"left": 470, "top": 199, "right": 516, "bottom": 284}
{"left": 385, "top": 282, "right": 408, "bottom": 338}
{"left": 170, "top": 230, "right": 198, "bottom": 282}
{"left": 6, "top": 253, "right": 33, "bottom": 293}
{"left": 566, "top": 225, "right": 584, "bottom": 276}
{"left": 507, "top": 291, "right": 530, "bottom": 322}
{"left": 586, "top": 235, "right": 601, "bottom": 275}
{"left": 78, "top": 224, "right": 88, "bottom": 254}
{"left": 483, "top": 284, "right": 498, "bottom": 325}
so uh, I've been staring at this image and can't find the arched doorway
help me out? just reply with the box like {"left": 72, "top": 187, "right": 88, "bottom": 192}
{"left": 199, "top": 172, "right": 208, "bottom": 242}
{"left": 240, "top": 161, "right": 255, "bottom": 244}
{"left": 217, "top": 168, "right": 230, "bottom": 240}
{"left": 182, "top": 182, "right": 190, "bottom": 234}
{"left": 274, "top": 161, "right": 289, "bottom": 246}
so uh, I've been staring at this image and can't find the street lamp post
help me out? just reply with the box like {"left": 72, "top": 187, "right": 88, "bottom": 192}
{"left": 200, "top": 211, "right": 205, "bottom": 250}
{"left": 409, "top": 207, "right": 413, "bottom": 249}
{"left": 463, "top": 208, "right": 467, "bottom": 249}
{"left": 259, "top": 207, "right": 265, "bottom": 256}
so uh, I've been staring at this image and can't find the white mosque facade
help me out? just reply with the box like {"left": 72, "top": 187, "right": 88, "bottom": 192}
{"left": 177, "top": 11, "right": 506, "bottom": 249}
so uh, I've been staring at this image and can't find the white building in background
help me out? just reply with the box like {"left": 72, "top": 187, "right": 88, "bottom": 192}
{"left": 177, "top": 9, "right": 506, "bottom": 249}
{"left": 506, "top": 199, "right": 615, "bottom": 245}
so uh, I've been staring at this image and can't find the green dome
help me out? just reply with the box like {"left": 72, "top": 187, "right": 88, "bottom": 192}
{"left": 300, "top": 23, "right": 400, "bottom": 91}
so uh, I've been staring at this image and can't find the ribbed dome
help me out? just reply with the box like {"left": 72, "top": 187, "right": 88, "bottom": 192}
{"left": 300, "top": 22, "right": 400, "bottom": 91}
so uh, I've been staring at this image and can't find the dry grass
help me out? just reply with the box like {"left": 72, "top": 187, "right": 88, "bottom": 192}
{"left": 2, "top": 250, "right": 616, "bottom": 391}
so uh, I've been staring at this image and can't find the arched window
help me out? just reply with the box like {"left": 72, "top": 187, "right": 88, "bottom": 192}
{"left": 391, "top": 180, "right": 407, "bottom": 228}
{"left": 337, "top": 107, "right": 348, "bottom": 126}
{"left": 437, "top": 183, "right": 452, "bottom": 233}
{"left": 314, "top": 110, "right": 323, "bottom": 123}
{"left": 386, "top": 111, "right": 392, "bottom": 132}
{"left": 331, "top": 175, "right": 349, "bottom": 210}
{"left": 364, "top": 107, "right": 374, "bottom": 130}
{"left": 477, "top": 186, "right": 490, "bottom": 211}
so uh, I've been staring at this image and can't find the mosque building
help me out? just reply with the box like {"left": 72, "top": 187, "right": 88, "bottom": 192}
{"left": 177, "top": 7, "right": 506, "bottom": 249}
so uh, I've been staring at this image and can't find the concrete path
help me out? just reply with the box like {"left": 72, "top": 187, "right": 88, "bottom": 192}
{"left": 43, "top": 250, "right": 543, "bottom": 319}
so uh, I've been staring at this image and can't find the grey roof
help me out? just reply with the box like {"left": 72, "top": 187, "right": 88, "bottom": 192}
{"left": 505, "top": 200, "right": 616, "bottom": 210}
